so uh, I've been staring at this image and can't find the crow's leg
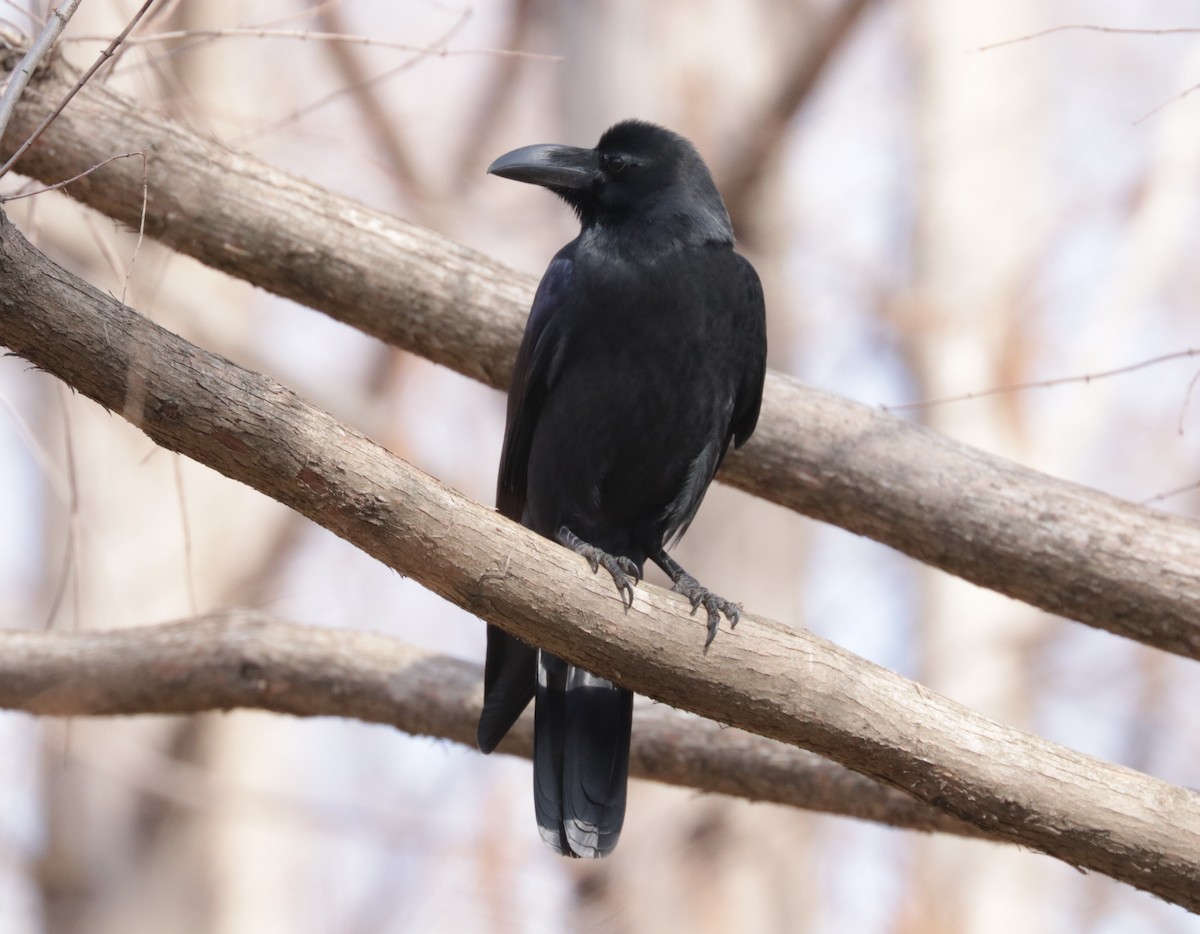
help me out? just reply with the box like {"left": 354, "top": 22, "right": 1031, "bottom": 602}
{"left": 650, "top": 548, "right": 740, "bottom": 648}
{"left": 556, "top": 527, "right": 641, "bottom": 610}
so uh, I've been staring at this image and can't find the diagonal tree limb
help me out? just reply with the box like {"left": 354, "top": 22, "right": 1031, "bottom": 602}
{"left": 0, "top": 610, "right": 990, "bottom": 842}
{"left": 2, "top": 62, "right": 1199, "bottom": 663}
{"left": 0, "top": 0, "right": 82, "bottom": 148}
{"left": 1, "top": 210, "right": 1199, "bottom": 909}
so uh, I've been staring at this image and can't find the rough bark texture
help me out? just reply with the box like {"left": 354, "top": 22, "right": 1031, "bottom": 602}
{"left": 4, "top": 64, "right": 1200, "bottom": 661}
{"left": 0, "top": 610, "right": 988, "bottom": 840}
{"left": 1, "top": 211, "right": 1199, "bottom": 909}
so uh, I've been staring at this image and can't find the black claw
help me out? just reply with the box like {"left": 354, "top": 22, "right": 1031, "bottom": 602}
{"left": 669, "top": 572, "right": 740, "bottom": 647}
{"left": 556, "top": 527, "right": 640, "bottom": 611}
{"left": 703, "top": 604, "right": 721, "bottom": 648}
{"left": 598, "top": 554, "right": 636, "bottom": 609}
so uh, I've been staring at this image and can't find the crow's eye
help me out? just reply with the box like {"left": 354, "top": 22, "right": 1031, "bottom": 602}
{"left": 603, "top": 153, "right": 632, "bottom": 174}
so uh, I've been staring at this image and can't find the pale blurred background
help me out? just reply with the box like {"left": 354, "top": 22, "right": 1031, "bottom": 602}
{"left": 2, "top": 1, "right": 1200, "bottom": 931}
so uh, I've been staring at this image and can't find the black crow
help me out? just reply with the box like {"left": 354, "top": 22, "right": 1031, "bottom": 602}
{"left": 478, "top": 120, "right": 767, "bottom": 857}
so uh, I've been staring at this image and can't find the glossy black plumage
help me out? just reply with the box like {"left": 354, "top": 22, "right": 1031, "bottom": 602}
{"left": 478, "top": 120, "right": 767, "bottom": 857}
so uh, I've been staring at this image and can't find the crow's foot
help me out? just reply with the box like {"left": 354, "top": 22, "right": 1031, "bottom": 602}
{"left": 669, "top": 572, "right": 740, "bottom": 648}
{"left": 556, "top": 527, "right": 641, "bottom": 610}
{"left": 651, "top": 548, "right": 741, "bottom": 648}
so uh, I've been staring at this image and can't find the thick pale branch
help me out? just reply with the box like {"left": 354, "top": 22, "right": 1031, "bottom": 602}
{"left": 0, "top": 610, "right": 986, "bottom": 840}
{"left": 3, "top": 64, "right": 1200, "bottom": 660}
{"left": 1, "top": 211, "right": 1199, "bottom": 908}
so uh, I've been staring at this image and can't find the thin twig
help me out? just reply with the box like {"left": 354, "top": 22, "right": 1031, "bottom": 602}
{"left": 124, "top": 149, "right": 148, "bottom": 300}
{"left": 978, "top": 23, "right": 1200, "bottom": 124}
{"left": 308, "top": 4, "right": 471, "bottom": 210}
{"left": 0, "top": 0, "right": 82, "bottom": 146}
{"left": 0, "top": 6, "right": 41, "bottom": 30}
{"left": 0, "top": 149, "right": 146, "bottom": 202}
{"left": 173, "top": 456, "right": 198, "bottom": 616}
{"left": 228, "top": 13, "right": 475, "bottom": 147}
{"left": 1142, "top": 478, "right": 1200, "bottom": 506}
{"left": 881, "top": 348, "right": 1200, "bottom": 413}
{"left": 1179, "top": 367, "right": 1200, "bottom": 436}
{"left": 1134, "top": 80, "right": 1200, "bottom": 125}
{"left": 979, "top": 24, "right": 1200, "bottom": 53}
{"left": 44, "top": 382, "right": 81, "bottom": 631}
{"left": 64, "top": 27, "right": 561, "bottom": 62}
{"left": 0, "top": 383, "right": 70, "bottom": 500}
{"left": 0, "top": 0, "right": 158, "bottom": 180}
{"left": 452, "top": 0, "right": 535, "bottom": 185}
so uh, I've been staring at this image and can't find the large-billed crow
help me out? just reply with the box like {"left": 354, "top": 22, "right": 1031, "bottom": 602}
{"left": 478, "top": 120, "right": 767, "bottom": 857}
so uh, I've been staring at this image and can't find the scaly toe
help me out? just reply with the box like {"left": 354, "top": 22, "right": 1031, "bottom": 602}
{"left": 615, "top": 555, "right": 642, "bottom": 585}
{"left": 598, "top": 555, "right": 637, "bottom": 609}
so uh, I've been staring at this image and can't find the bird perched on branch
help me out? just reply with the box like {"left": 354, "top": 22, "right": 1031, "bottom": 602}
{"left": 477, "top": 119, "right": 767, "bottom": 857}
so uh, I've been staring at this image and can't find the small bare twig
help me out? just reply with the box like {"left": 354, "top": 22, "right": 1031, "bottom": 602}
{"left": 1141, "top": 478, "right": 1200, "bottom": 506}
{"left": 0, "top": 0, "right": 83, "bottom": 146}
{"left": 1178, "top": 367, "right": 1200, "bottom": 436}
{"left": 173, "top": 456, "right": 198, "bottom": 616}
{"left": 0, "top": 0, "right": 159, "bottom": 180}
{"left": 977, "top": 23, "right": 1200, "bottom": 125}
{"left": 0, "top": 149, "right": 146, "bottom": 202}
{"left": 0, "top": 379, "right": 70, "bottom": 501}
{"left": 0, "top": 6, "right": 40, "bottom": 30}
{"left": 228, "top": 13, "right": 477, "bottom": 147}
{"left": 979, "top": 24, "right": 1200, "bottom": 53}
{"left": 452, "top": 0, "right": 535, "bottom": 185}
{"left": 45, "top": 382, "right": 81, "bottom": 631}
{"left": 305, "top": 4, "right": 471, "bottom": 211}
{"left": 1134, "top": 80, "right": 1200, "bottom": 125}
{"left": 64, "top": 27, "right": 561, "bottom": 63}
{"left": 882, "top": 348, "right": 1200, "bottom": 413}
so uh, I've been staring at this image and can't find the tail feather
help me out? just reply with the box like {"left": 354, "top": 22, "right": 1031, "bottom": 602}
{"left": 478, "top": 626, "right": 537, "bottom": 753}
{"left": 534, "top": 650, "right": 632, "bottom": 858}
{"left": 533, "top": 653, "right": 571, "bottom": 854}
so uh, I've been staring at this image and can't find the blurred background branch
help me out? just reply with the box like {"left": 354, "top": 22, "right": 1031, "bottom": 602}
{"left": 0, "top": 610, "right": 993, "bottom": 842}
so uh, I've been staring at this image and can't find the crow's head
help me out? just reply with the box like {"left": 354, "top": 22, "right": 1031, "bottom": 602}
{"left": 488, "top": 120, "right": 733, "bottom": 246}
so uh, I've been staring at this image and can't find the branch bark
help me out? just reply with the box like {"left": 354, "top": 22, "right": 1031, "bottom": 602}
{"left": 1, "top": 210, "right": 1199, "bottom": 909}
{"left": 0, "top": 610, "right": 988, "bottom": 841}
{"left": 3, "top": 63, "right": 1200, "bottom": 662}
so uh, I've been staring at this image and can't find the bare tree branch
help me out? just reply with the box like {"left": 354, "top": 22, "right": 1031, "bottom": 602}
{"left": 0, "top": 0, "right": 158, "bottom": 179}
{"left": 2, "top": 62, "right": 1199, "bottom": 664}
{"left": 0, "top": 0, "right": 82, "bottom": 146}
{"left": 0, "top": 609, "right": 989, "bottom": 841}
{"left": 719, "top": 0, "right": 876, "bottom": 235}
{"left": 1, "top": 210, "right": 1199, "bottom": 908}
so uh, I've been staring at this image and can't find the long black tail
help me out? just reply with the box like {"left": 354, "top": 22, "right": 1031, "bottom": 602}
{"left": 477, "top": 625, "right": 537, "bottom": 754}
{"left": 533, "top": 651, "right": 633, "bottom": 858}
